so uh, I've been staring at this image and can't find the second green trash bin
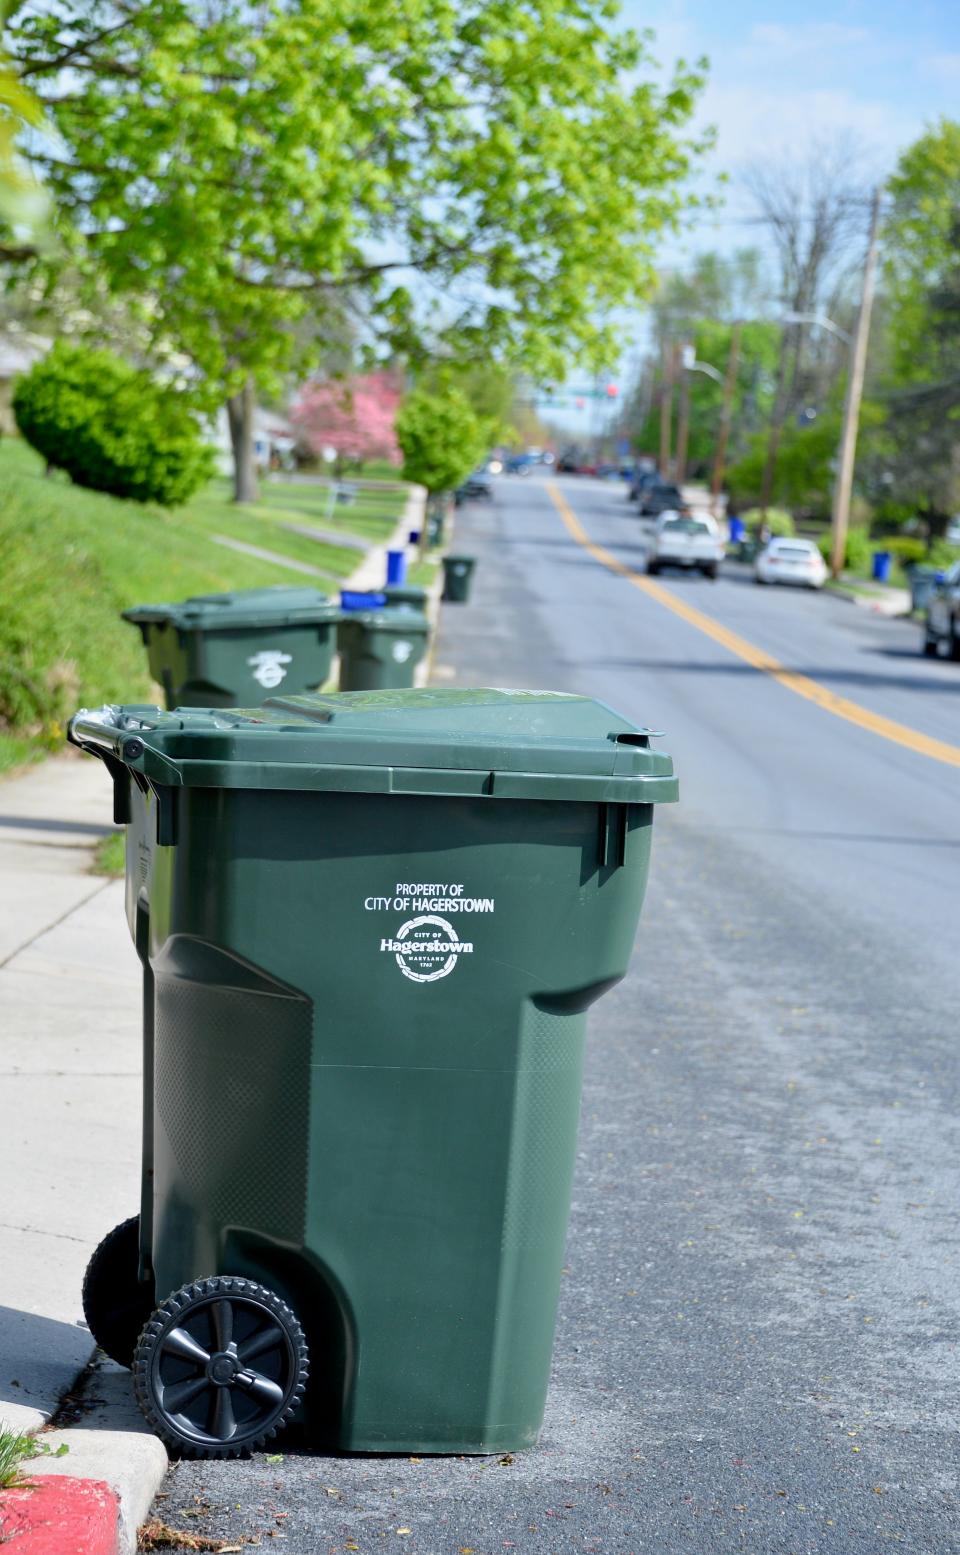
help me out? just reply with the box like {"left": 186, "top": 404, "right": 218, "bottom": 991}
{"left": 441, "top": 554, "right": 476, "bottom": 603}
{"left": 70, "top": 688, "right": 677, "bottom": 1459}
{"left": 123, "top": 586, "right": 342, "bottom": 709}
{"left": 337, "top": 605, "right": 430, "bottom": 690}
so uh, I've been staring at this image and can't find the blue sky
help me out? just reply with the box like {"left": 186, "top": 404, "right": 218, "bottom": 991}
{"left": 626, "top": 0, "right": 960, "bottom": 253}
{"left": 542, "top": 0, "right": 959, "bottom": 436}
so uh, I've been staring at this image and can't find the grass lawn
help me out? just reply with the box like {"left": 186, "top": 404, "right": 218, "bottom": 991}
{"left": 0, "top": 440, "right": 410, "bottom": 774}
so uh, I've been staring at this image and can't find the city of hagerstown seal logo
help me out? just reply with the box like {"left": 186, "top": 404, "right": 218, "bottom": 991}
{"left": 380, "top": 914, "right": 473, "bottom": 983}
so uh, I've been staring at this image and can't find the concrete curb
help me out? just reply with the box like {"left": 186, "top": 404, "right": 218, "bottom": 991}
{"left": 1, "top": 1359, "right": 169, "bottom": 1554}
{"left": 0, "top": 1474, "right": 118, "bottom": 1554}
{"left": 828, "top": 581, "right": 912, "bottom": 617}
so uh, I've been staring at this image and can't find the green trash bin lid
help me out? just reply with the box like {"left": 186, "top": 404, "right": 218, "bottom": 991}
{"left": 69, "top": 688, "right": 679, "bottom": 804}
{"left": 122, "top": 586, "right": 341, "bottom": 632}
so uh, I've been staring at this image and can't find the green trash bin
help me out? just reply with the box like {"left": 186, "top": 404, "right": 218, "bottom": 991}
{"left": 426, "top": 500, "right": 446, "bottom": 549}
{"left": 69, "top": 688, "right": 677, "bottom": 1460}
{"left": 122, "top": 587, "right": 342, "bottom": 709}
{"left": 337, "top": 607, "right": 429, "bottom": 691}
{"left": 442, "top": 554, "right": 476, "bottom": 603}
{"left": 383, "top": 583, "right": 428, "bottom": 610}
{"left": 908, "top": 564, "right": 941, "bottom": 614}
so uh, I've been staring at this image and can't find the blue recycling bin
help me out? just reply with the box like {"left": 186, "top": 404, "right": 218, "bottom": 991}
{"left": 871, "top": 551, "right": 892, "bottom": 583}
{"left": 387, "top": 549, "right": 407, "bottom": 586}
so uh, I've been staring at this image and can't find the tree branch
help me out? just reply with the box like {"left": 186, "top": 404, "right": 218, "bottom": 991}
{"left": 0, "top": 240, "right": 38, "bottom": 261}
{"left": 18, "top": 16, "right": 139, "bottom": 79}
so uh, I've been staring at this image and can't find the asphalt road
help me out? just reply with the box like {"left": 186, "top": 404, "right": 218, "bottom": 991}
{"left": 147, "top": 476, "right": 960, "bottom": 1554}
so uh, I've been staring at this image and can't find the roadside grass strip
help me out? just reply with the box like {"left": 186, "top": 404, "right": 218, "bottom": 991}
{"left": 547, "top": 482, "right": 960, "bottom": 771}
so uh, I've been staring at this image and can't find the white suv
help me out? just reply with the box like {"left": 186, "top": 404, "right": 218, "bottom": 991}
{"left": 646, "top": 513, "right": 725, "bottom": 579}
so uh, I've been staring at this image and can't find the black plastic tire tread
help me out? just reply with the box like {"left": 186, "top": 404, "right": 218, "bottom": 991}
{"left": 132, "top": 1275, "right": 308, "bottom": 1460}
{"left": 81, "top": 1215, "right": 155, "bottom": 1369}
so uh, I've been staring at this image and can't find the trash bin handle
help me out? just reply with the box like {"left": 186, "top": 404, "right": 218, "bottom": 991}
{"left": 69, "top": 708, "right": 179, "bottom": 776}
{"left": 68, "top": 707, "right": 138, "bottom": 759}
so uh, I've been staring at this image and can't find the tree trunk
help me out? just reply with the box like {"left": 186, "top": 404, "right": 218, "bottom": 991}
{"left": 227, "top": 377, "right": 259, "bottom": 503}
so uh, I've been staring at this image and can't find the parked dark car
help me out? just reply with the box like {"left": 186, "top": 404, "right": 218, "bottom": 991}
{"left": 923, "top": 562, "right": 960, "bottom": 659}
{"left": 639, "top": 482, "right": 684, "bottom": 517}
{"left": 627, "top": 467, "right": 662, "bottom": 502}
{"left": 456, "top": 469, "right": 494, "bottom": 502}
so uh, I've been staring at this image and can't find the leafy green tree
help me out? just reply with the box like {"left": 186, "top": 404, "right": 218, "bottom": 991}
{"left": 0, "top": 0, "right": 48, "bottom": 259}
{"left": 727, "top": 397, "right": 885, "bottom": 519}
{"left": 395, "top": 389, "right": 484, "bottom": 497}
{"left": 9, "top": 0, "right": 706, "bottom": 502}
{"left": 885, "top": 119, "right": 960, "bottom": 372}
{"left": 13, "top": 341, "right": 214, "bottom": 505}
{"left": 875, "top": 120, "right": 960, "bottom": 531}
{"left": 624, "top": 250, "right": 780, "bottom": 472}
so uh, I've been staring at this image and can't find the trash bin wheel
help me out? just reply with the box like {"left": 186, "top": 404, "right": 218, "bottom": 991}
{"left": 82, "top": 1215, "right": 155, "bottom": 1369}
{"left": 133, "top": 1276, "right": 308, "bottom": 1459}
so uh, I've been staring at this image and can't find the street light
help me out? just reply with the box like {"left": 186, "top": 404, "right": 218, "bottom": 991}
{"left": 681, "top": 344, "right": 724, "bottom": 383}
{"left": 780, "top": 310, "right": 852, "bottom": 345}
{"left": 672, "top": 345, "right": 727, "bottom": 485}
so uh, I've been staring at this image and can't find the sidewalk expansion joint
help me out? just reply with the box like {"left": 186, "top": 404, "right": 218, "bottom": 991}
{"left": 0, "top": 878, "right": 114, "bottom": 971}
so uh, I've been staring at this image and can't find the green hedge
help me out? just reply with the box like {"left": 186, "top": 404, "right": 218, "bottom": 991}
{"left": 817, "top": 527, "right": 872, "bottom": 573}
{"left": 13, "top": 341, "right": 214, "bottom": 506}
{"left": 877, "top": 536, "right": 929, "bottom": 566}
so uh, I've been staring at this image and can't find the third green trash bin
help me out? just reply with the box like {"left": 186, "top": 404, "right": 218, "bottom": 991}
{"left": 70, "top": 688, "right": 677, "bottom": 1459}
{"left": 442, "top": 554, "right": 476, "bottom": 603}
{"left": 123, "top": 586, "right": 342, "bottom": 709}
{"left": 337, "top": 605, "right": 429, "bottom": 690}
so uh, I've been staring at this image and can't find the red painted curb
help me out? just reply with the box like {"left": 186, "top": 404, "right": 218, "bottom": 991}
{"left": 0, "top": 1474, "right": 118, "bottom": 1553}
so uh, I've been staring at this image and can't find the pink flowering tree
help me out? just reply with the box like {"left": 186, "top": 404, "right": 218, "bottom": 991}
{"left": 291, "top": 371, "right": 402, "bottom": 473}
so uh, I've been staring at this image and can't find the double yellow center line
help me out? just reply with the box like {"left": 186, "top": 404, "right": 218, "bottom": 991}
{"left": 546, "top": 481, "right": 960, "bottom": 770}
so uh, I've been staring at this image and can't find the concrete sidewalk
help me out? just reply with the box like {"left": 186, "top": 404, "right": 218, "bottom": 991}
{"left": 0, "top": 751, "right": 166, "bottom": 1553}
{"left": 0, "top": 752, "right": 141, "bottom": 1434}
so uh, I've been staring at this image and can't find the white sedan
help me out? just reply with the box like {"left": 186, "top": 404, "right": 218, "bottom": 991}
{"left": 755, "top": 537, "right": 827, "bottom": 589}
{"left": 646, "top": 512, "right": 725, "bottom": 579}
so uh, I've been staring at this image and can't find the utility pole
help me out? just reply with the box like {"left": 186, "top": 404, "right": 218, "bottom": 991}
{"left": 659, "top": 342, "right": 676, "bottom": 479}
{"left": 675, "top": 346, "right": 691, "bottom": 487}
{"left": 711, "top": 320, "right": 742, "bottom": 515}
{"left": 830, "top": 188, "right": 882, "bottom": 577}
